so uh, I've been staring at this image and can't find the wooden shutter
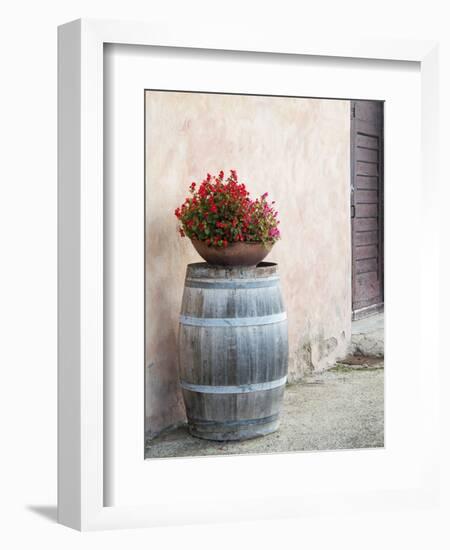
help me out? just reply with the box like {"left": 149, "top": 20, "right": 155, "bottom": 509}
{"left": 351, "top": 100, "right": 384, "bottom": 319}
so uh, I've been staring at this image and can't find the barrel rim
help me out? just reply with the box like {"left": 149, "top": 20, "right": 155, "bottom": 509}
{"left": 186, "top": 261, "right": 279, "bottom": 280}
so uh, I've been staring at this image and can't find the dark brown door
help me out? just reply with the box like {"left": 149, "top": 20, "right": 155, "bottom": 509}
{"left": 351, "top": 100, "right": 384, "bottom": 319}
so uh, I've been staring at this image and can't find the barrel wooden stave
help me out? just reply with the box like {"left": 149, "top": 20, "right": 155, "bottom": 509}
{"left": 178, "top": 262, "right": 288, "bottom": 441}
{"left": 181, "top": 386, "right": 285, "bottom": 422}
{"left": 179, "top": 324, "right": 288, "bottom": 385}
{"left": 181, "top": 286, "right": 285, "bottom": 319}
{"left": 183, "top": 388, "right": 284, "bottom": 440}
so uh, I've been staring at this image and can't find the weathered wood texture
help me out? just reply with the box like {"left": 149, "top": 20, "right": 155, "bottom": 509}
{"left": 351, "top": 100, "right": 384, "bottom": 317}
{"left": 178, "top": 262, "right": 289, "bottom": 441}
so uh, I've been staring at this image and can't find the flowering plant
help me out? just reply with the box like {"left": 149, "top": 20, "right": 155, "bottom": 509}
{"left": 174, "top": 170, "right": 281, "bottom": 248}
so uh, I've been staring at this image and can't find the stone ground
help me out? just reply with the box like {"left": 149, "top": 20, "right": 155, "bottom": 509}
{"left": 145, "top": 361, "right": 384, "bottom": 459}
{"left": 351, "top": 312, "right": 384, "bottom": 357}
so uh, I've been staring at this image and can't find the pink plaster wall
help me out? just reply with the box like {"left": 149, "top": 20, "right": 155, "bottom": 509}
{"left": 145, "top": 91, "right": 351, "bottom": 436}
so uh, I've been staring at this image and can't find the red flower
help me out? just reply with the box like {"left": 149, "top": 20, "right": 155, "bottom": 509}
{"left": 174, "top": 170, "right": 281, "bottom": 248}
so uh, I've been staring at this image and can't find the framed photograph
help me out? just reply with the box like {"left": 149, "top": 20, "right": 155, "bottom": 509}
{"left": 58, "top": 18, "right": 439, "bottom": 530}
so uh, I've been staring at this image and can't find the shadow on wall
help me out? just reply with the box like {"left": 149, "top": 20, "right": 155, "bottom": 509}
{"left": 145, "top": 208, "right": 194, "bottom": 438}
{"left": 26, "top": 505, "right": 57, "bottom": 523}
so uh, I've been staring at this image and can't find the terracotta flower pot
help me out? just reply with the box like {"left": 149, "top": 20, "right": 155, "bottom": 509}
{"left": 190, "top": 239, "right": 273, "bottom": 267}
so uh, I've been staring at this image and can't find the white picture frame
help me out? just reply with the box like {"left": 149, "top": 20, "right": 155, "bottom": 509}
{"left": 58, "top": 18, "right": 439, "bottom": 531}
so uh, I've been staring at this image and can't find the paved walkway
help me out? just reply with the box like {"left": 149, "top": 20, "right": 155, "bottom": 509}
{"left": 145, "top": 363, "right": 384, "bottom": 459}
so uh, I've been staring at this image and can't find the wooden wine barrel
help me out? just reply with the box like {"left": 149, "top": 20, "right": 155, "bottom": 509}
{"left": 178, "top": 262, "right": 288, "bottom": 441}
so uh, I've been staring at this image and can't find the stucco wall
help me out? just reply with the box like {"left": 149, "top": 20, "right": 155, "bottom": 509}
{"left": 145, "top": 91, "right": 351, "bottom": 437}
